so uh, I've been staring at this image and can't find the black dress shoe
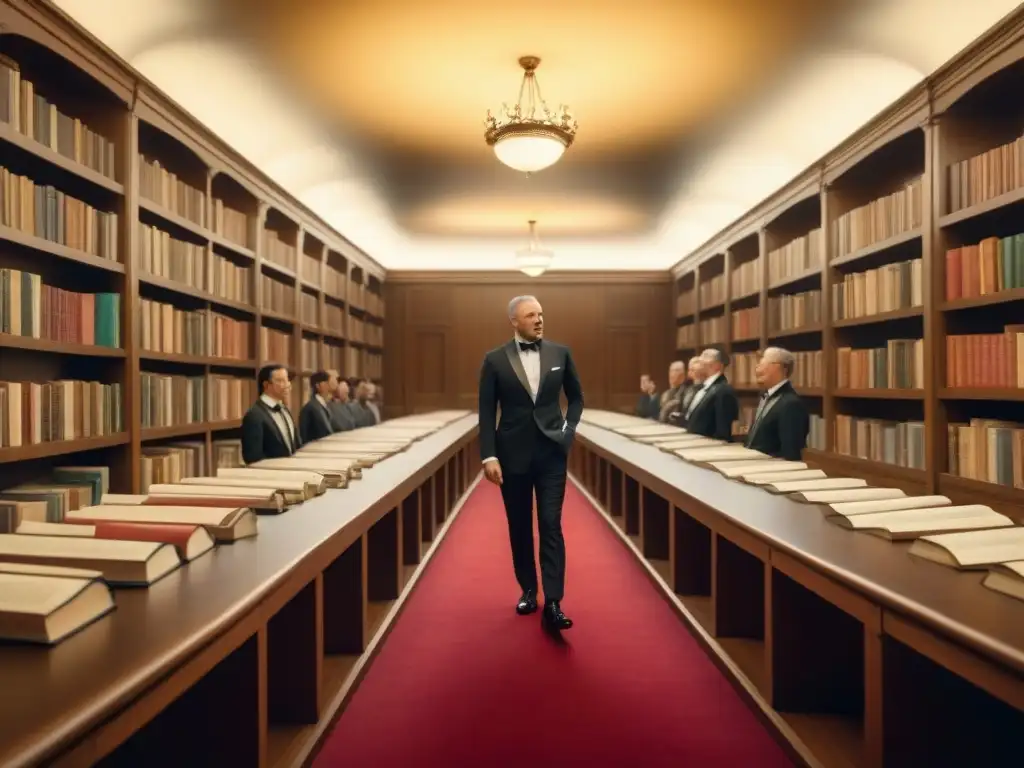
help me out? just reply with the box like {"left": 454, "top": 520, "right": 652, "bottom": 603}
{"left": 516, "top": 590, "right": 538, "bottom": 615}
{"left": 541, "top": 601, "right": 573, "bottom": 631}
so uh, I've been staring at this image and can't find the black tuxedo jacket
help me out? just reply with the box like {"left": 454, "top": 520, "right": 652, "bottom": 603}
{"left": 744, "top": 381, "right": 810, "bottom": 461}
{"left": 478, "top": 339, "right": 584, "bottom": 474}
{"left": 241, "top": 399, "right": 302, "bottom": 465}
{"left": 329, "top": 400, "right": 357, "bottom": 431}
{"left": 635, "top": 393, "right": 659, "bottom": 419}
{"left": 299, "top": 396, "right": 335, "bottom": 443}
{"left": 684, "top": 375, "right": 738, "bottom": 441}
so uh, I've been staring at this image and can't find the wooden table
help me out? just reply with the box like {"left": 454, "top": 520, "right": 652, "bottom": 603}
{"left": 571, "top": 422, "right": 1024, "bottom": 768}
{"left": 0, "top": 415, "right": 479, "bottom": 768}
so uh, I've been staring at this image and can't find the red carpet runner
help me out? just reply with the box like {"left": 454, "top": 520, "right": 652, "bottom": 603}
{"left": 314, "top": 479, "right": 794, "bottom": 767}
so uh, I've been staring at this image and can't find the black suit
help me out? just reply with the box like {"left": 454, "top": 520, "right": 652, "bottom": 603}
{"left": 347, "top": 401, "right": 376, "bottom": 428}
{"left": 683, "top": 374, "right": 738, "bottom": 441}
{"left": 241, "top": 398, "right": 301, "bottom": 465}
{"left": 479, "top": 338, "right": 584, "bottom": 602}
{"left": 299, "top": 395, "right": 335, "bottom": 443}
{"left": 635, "top": 393, "right": 660, "bottom": 419}
{"left": 329, "top": 400, "right": 357, "bottom": 432}
{"left": 744, "top": 381, "right": 810, "bottom": 460}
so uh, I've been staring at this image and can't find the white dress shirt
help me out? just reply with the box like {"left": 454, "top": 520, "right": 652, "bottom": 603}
{"left": 482, "top": 335, "right": 541, "bottom": 465}
{"left": 751, "top": 379, "right": 789, "bottom": 428}
{"left": 261, "top": 393, "right": 296, "bottom": 452}
{"left": 686, "top": 371, "right": 721, "bottom": 418}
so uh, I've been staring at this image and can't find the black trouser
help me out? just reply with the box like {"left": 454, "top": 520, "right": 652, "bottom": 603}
{"left": 499, "top": 435, "right": 567, "bottom": 602}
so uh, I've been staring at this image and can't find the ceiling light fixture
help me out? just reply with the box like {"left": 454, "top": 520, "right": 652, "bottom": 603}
{"left": 515, "top": 219, "right": 554, "bottom": 277}
{"left": 485, "top": 56, "right": 577, "bottom": 174}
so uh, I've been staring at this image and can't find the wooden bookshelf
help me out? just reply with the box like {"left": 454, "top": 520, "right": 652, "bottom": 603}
{"left": 671, "top": 13, "right": 1024, "bottom": 521}
{"left": 0, "top": 1, "right": 385, "bottom": 495}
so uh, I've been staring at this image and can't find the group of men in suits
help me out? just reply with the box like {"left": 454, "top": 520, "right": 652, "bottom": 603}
{"left": 637, "top": 346, "right": 810, "bottom": 461}
{"left": 240, "top": 364, "right": 381, "bottom": 465}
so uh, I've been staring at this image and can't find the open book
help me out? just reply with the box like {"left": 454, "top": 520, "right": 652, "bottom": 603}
{"left": 217, "top": 467, "right": 327, "bottom": 497}
{"left": 982, "top": 561, "right": 1024, "bottom": 602}
{"left": 653, "top": 437, "right": 724, "bottom": 452}
{"left": 16, "top": 520, "right": 215, "bottom": 562}
{"left": 613, "top": 424, "right": 688, "bottom": 438}
{"left": 249, "top": 458, "right": 351, "bottom": 486}
{"left": 0, "top": 533, "right": 181, "bottom": 586}
{"left": 674, "top": 446, "right": 768, "bottom": 464}
{"left": 743, "top": 469, "right": 826, "bottom": 485}
{"left": 829, "top": 505, "right": 1013, "bottom": 540}
{"left": 908, "top": 527, "right": 1024, "bottom": 569}
{"left": 788, "top": 487, "right": 905, "bottom": 504}
{"left": 826, "top": 495, "right": 951, "bottom": 518}
{"left": 181, "top": 475, "right": 312, "bottom": 504}
{"left": 763, "top": 478, "right": 867, "bottom": 494}
{"left": 710, "top": 460, "right": 807, "bottom": 478}
{"left": 68, "top": 504, "right": 257, "bottom": 542}
{"left": 0, "top": 562, "right": 115, "bottom": 645}
{"left": 144, "top": 483, "right": 286, "bottom": 514}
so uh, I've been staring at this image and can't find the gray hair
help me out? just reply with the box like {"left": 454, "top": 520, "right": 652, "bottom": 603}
{"left": 763, "top": 346, "right": 795, "bottom": 376}
{"left": 701, "top": 347, "right": 727, "bottom": 366}
{"left": 508, "top": 295, "right": 538, "bottom": 319}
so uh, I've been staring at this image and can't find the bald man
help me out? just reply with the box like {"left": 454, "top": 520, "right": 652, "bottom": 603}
{"left": 658, "top": 360, "right": 687, "bottom": 423}
{"left": 744, "top": 346, "right": 810, "bottom": 460}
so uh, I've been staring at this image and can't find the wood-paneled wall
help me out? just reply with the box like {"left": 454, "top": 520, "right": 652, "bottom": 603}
{"left": 382, "top": 272, "right": 675, "bottom": 417}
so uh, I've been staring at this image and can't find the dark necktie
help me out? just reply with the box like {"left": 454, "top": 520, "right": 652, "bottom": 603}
{"left": 519, "top": 340, "right": 540, "bottom": 352}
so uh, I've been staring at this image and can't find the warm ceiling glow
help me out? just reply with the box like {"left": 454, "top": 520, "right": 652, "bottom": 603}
{"left": 515, "top": 220, "right": 554, "bottom": 277}
{"left": 52, "top": 0, "right": 1024, "bottom": 271}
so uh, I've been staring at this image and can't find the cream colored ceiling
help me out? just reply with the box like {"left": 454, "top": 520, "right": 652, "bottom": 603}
{"left": 51, "top": 0, "right": 1024, "bottom": 271}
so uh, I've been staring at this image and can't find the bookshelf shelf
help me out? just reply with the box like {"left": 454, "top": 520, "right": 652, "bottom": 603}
{"left": 0, "top": 1, "right": 385, "bottom": 494}
{"left": 671, "top": 12, "right": 1024, "bottom": 518}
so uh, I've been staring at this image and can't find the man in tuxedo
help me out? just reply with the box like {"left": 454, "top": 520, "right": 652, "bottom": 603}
{"left": 668, "top": 356, "right": 706, "bottom": 426}
{"left": 635, "top": 374, "right": 660, "bottom": 419}
{"left": 347, "top": 379, "right": 376, "bottom": 428}
{"left": 657, "top": 360, "right": 686, "bottom": 422}
{"left": 684, "top": 348, "right": 738, "bottom": 440}
{"left": 241, "top": 364, "right": 301, "bottom": 464}
{"left": 744, "top": 347, "right": 810, "bottom": 460}
{"left": 299, "top": 370, "right": 337, "bottom": 444}
{"left": 479, "top": 295, "right": 584, "bottom": 632}
{"left": 327, "top": 374, "right": 356, "bottom": 432}
{"left": 365, "top": 382, "right": 382, "bottom": 424}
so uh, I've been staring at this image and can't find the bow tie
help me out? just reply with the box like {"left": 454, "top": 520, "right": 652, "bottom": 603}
{"left": 269, "top": 403, "right": 283, "bottom": 413}
{"left": 518, "top": 340, "right": 540, "bottom": 352}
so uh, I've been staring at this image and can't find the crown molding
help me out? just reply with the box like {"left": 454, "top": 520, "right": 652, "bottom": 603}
{"left": 384, "top": 270, "right": 672, "bottom": 285}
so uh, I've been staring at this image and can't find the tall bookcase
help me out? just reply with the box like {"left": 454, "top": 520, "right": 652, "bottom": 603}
{"left": 0, "top": 2, "right": 386, "bottom": 495}
{"left": 671, "top": 14, "right": 1024, "bottom": 519}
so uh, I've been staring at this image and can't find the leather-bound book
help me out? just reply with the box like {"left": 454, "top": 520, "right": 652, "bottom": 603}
{"left": 0, "top": 562, "right": 115, "bottom": 645}
{"left": 216, "top": 467, "right": 326, "bottom": 497}
{"left": 0, "top": 533, "right": 181, "bottom": 586}
{"left": 67, "top": 504, "right": 257, "bottom": 542}
{"left": 16, "top": 520, "right": 215, "bottom": 561}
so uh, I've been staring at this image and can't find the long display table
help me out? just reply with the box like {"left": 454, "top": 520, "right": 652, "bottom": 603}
{"left": 0, "top": 415, "right": 479, "bottom": 768}
{"left": 571, "top": 422, "right": 1023, "bottom": 768}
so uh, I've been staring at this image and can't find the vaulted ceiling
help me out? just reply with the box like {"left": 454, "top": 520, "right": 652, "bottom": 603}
{"left": 53, "top": 0, "right": 1023, "bottom": 271}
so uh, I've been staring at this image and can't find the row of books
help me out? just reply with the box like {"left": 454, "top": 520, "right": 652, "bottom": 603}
{"left": 590, "top": 413, "right": 1024, "bottom": 607}
{"left": 831, "top": 177, "right": 923, "bottom": 258}
{"left": 768, "top": 228, "right": 822, "bottom": 285}
{"left": 946, "top": 132, "right": 1024, "bottom": 214}
{"left": 732, "top": 259, "right": 761, "bottom": 297}
{"left": 0, "top": 165, "right": 120, "bottom": 262}
{"left": 0, "top": 413, "right": 464, "bottom": 645}
{"left": 731, "top": 307, "right": 760, "bottom": 340}
{"left": 138, "top": 299, "right": 253, "bottom": 360}
{"left": 0, "top": 56, "right": 117, "bottom": 180}
{"left": 0, "top": 379, "right": 123, "bottom": 447}
{"left": 139, "top": 155, "right": 207, "bottom": 229}
{"left": 945, "top": 325, "right": 1024, "bottom": 389}
{"left": 261, "top": 272, "right": 297, "bottom": 316}
{"left": 699, "top": 273, "right": 726, "bottom": 308}
{"left": 767, "top": 288, "right": 822, "bottom": 332}
{"left": 140, "top": 373, "right": 255, "bottom": 430}
{"left": 263, "top": 230, "right": 297, "bottom": 272}
{"left": 0, "top": 268, "right": 120, "bottom": 347}
{"left": 944, "top": 232, "right": 1024, "bottom": 303}
{"left": 138, "top": 222, "right": 252, "bottom": 305}
{"left": 730, "top": 350, "right": 823, "bottom": 390}
{"left": 836, "top": 340, "right": 924, "bottom": 390}
{"left": 833, "top": 258, "right": 922, "bottom": 321}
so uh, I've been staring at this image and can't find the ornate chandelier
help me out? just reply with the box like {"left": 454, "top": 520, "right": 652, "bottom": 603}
{"left": 515, "top": 220, "right": 554, "bottom": 277}
{"left": 485, "top": 56, "right": 578, "bottom": 174}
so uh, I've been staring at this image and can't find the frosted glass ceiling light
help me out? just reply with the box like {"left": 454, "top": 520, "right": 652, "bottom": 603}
{"left": 485, "top": 57, "right": 577, "bottom": 174}
{"left": 515, "top": 219, "right": 554, "bottom": 277}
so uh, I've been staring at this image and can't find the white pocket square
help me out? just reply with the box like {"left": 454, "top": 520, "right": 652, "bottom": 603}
{"left": 550, "top": 366, "right": 561, "bottom": 371}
